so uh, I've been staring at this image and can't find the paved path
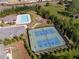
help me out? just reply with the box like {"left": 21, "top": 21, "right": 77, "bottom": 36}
{"left": 32, "top": 23, "right": 40, "bottom": 28}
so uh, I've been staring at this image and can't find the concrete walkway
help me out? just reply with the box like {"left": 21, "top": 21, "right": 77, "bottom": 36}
{"left": 32, "top": 23, "right": 40, "bottom": 28}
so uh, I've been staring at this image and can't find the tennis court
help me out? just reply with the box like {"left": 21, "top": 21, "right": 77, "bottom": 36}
{"left": 29, "top": 27, "right": 66, "bottom": 52}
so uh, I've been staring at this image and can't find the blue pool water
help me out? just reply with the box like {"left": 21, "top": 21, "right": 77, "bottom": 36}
{"left": 21, "top": 15, "right": 28, "bottom": 24}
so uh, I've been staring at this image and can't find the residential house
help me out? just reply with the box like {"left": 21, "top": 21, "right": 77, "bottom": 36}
{"left": 0, "top": 44, "right": 7, "bottom": 59}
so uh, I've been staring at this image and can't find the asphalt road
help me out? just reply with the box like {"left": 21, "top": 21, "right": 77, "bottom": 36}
{"left": 0, "top": 6, "right": 12, "bottom": 12}
{"left": 0, "top": 1, "right": 59, "bottom": 12}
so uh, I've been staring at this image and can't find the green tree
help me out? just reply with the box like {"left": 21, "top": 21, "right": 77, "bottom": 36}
{"left": 13, "top": 36, "right": 19, "bottom": 41}
{"left": 59, "top": 0, "right": 64, "bottom": 5}
{"left": 35, "top": 4, "right": 41, "bottom": 12}
{"left": 64, "top": 0, "right": 68, "bottom": 4}
{"left": 3, "top": 38, "right": 11, "bottom": 45}
{"left": 19, "top": 34, "right": 26, "bottom": 40}
{"left": 45, "top": 2, "right": 50, "bottom": 6}
{"left": 72, "top": 0, "right": 79, "bottom": 10}
{"left": 65, "top": 0, "right": 79, "bottom": 15}
{"left": 0, "top": 39, "right": 3, "bottom": 44}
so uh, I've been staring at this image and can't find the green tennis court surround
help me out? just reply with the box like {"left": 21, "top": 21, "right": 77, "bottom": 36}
{"left": 28, "top": 27, "right": 66, "bottom": 53}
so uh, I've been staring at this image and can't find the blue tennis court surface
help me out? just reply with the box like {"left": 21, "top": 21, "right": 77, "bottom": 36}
{"left": 29, "top": 27, "right": 66, "bottom": 52}
{"left": 35, "top": 28, "right": 55, "bottom": 36}
{"left": 38, "top": 37, "right": 61, "bottom": 48}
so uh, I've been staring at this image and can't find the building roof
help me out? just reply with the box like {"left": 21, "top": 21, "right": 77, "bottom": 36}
{"left": 0, "top": 0, "right": 8, "bottom": 3}
{"left": 0, "top": 26, "right": 25, "bottom": 40}
{"left": 16, "top": 14, "right": 31, "bottom": 25}
{"left": 63, "top": 0, "right": 72, "bottom": 1}
{"left": 0, "top": 44, "right": 6, "bottom": 59}
{"left": 28, "top": 26, "right": 66, "bottom": 53}
{"left": 0, "top": 14, "right": 16, "bottom": 23}
{"left": 11, "top": 41, "right": 31, "bottom": 59}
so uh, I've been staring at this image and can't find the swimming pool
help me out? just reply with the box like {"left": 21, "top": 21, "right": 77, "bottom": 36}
{"left": 16, "top": 14, "right": 31, "bottom": 25}
{"left": 20, "top": 15, "right": 29, "bottom": 24}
